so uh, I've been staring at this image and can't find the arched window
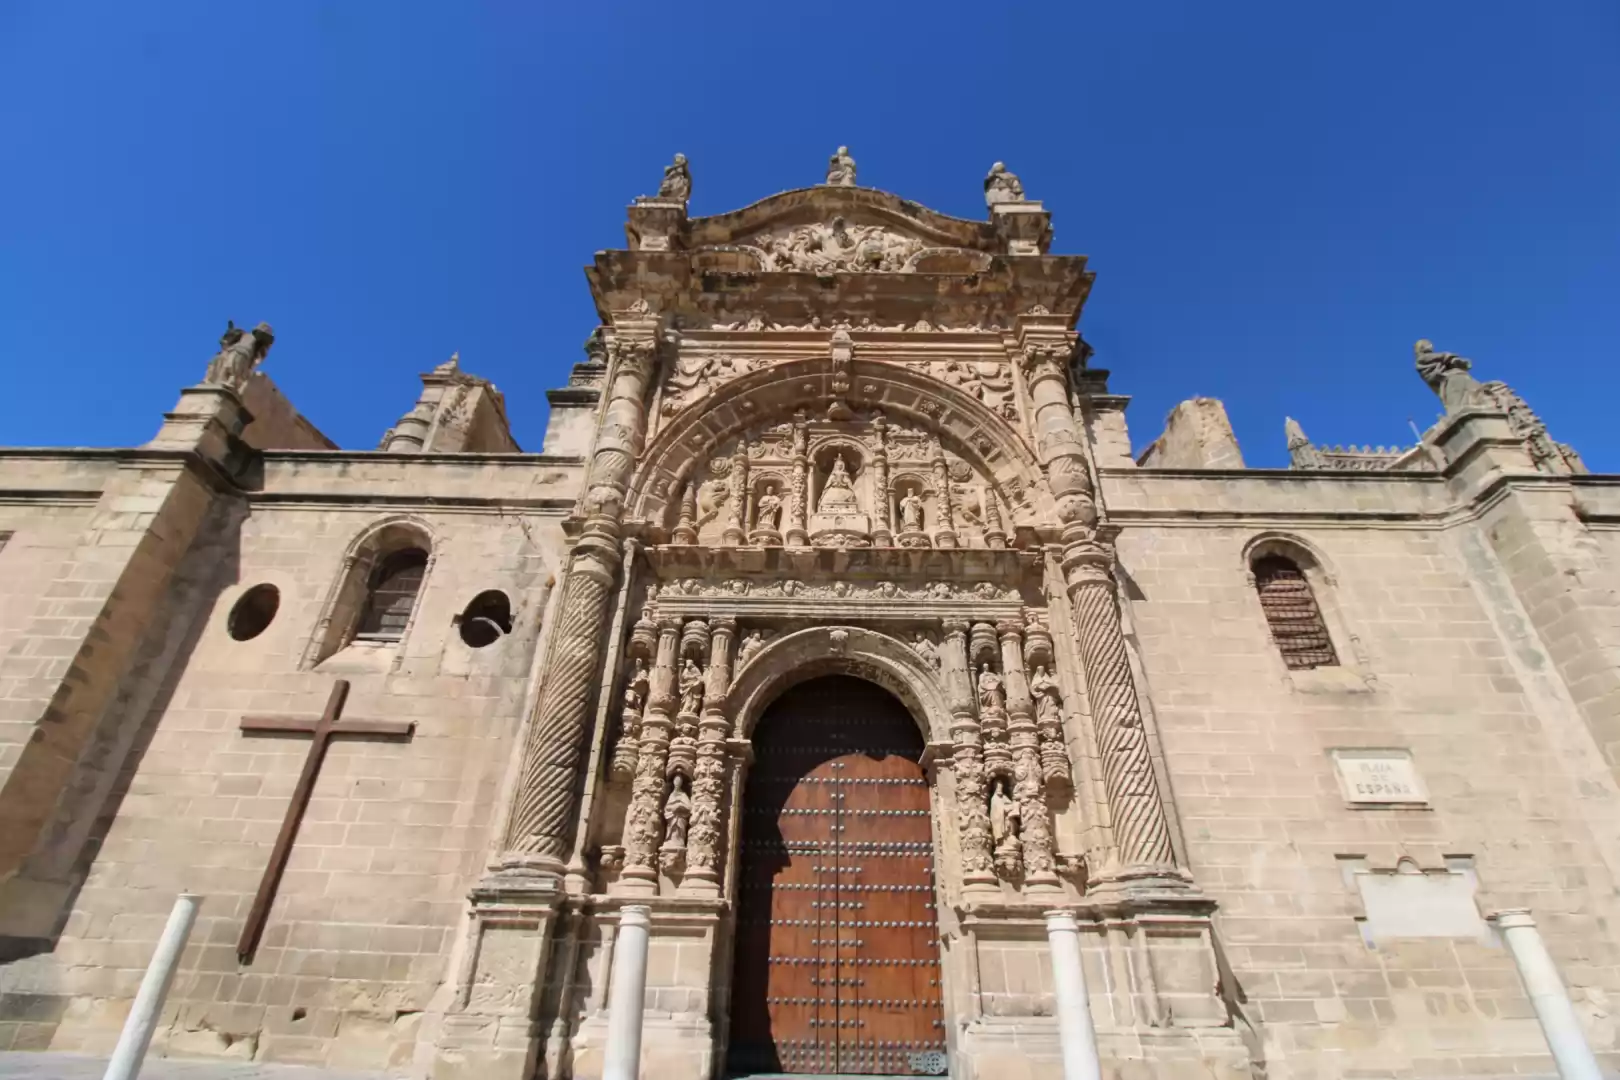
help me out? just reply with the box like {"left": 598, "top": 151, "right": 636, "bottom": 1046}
{"left": 1253, "top": 554, "right": 1338, "bottom": 669}
{"left": 354, "top": 548, "right": 428, "bottom": 642}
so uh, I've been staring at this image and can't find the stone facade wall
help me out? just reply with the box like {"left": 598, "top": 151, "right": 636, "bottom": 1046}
{"left": 0, "top": 450, "right": 583, "bottom": 1068}
{"left": 1107, "top": 468, "right": 1620, "bottom": 1076}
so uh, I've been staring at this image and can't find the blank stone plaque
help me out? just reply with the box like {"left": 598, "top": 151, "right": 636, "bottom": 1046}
{"left": 1330, "top": 748, "right": 1428, "bottom": 807}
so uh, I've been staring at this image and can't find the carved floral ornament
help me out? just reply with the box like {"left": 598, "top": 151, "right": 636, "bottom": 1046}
{"left": 694, "top": 217, "right": 991, "bottom": 276}
{"left": 654, "top": 577, "right": 1022, "bottom": 602}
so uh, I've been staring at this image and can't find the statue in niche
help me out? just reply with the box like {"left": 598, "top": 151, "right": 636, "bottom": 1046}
{"left": 977, "top": 664, "right": 1005, "bottom": 714}
{"left": 737, "top": 630, "right": 767, "bottom": 669}
{"left": 911, "top": 633, "right": 939, "bottom": 670}
{"left": 1414, "top": 339, "right": 1486, "bottom": 413}
{"left": 625, "top": 657, "right": 650, "bottom": 711}
{"left": 990, "top": 777, "right": 1022, "bottom": 875}
{"left": 1030, "top": 665, "right": 1062, "bottom": 722}
{"left": 661, "top": 774, "right": 692, "bottom": 854}
{"left": 899, "top": 488, "right": 925, "bottom": 532}
{"left": 205, "top": 321, "right": 275, "bottom": 389}
{"left": 678, "top": 658, "right": 704, "bottom": 715}
{"left": 816, "top": 454, "right": 861, "bottom": 514}
{"left": 658, "top": 153, "right": 691, "bottom": 201}
{"left": 755, "top": 488, "right": 783, "bottom": 532}
{"left": 825, "top": 145, "right": 857, "bottom": 186}
{"left": 984, "top": 162, "right": 1026, "bottom": 206}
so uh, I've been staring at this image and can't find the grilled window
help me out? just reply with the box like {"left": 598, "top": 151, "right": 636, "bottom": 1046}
{"left": 1253, "top": 554, "right": 1338, "bottom": 669}
{"left": 354, "top": 548, "right": 428, "bottom": 642}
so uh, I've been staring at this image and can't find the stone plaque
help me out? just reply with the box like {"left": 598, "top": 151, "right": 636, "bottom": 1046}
{"left": 1330, "top": 749, "right": 1428, "bottom": 806}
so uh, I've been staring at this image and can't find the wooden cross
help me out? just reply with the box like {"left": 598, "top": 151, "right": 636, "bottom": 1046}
{"left": 235, "top": 679, "right": 414, "bottom": 962}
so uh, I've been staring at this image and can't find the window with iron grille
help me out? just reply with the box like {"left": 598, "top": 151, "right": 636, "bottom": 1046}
{"left": 355, "top": 548, "right": 428, "bottom": 642}
{"left": 1253, "top": 554, "right": 1338, "bottom": 669}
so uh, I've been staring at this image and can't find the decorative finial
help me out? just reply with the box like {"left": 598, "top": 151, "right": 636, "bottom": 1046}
{"left": 434, "top": 352, "right": 461, "bottom": 375}
{"left": 825, "top": 145, "right": 857, "bottom": 187}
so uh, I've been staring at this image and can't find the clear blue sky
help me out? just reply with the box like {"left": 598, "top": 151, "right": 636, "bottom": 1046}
{"left": 2, "top": 2, "right": 1616, "bottom": 467}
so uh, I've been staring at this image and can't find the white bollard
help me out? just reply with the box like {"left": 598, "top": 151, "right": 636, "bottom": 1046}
{"left": 602, "top": 904, "right": 652, "bottom": 1080}
{"left": 103, "top": 893, "right": 202, "bottom": 1080}
{"left": 1045, "top": 909, "right": 1103, "bottom": 1080}
{"left": 1492, "top": 909, "right": 1603, "bottom": 1080}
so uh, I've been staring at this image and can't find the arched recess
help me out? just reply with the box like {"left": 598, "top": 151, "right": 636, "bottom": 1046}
{"left": 629, "top": 356, "right": 1052, "bottom": 534}
{"left": 304, "top": 515, "right": 438, "bottom": 668}
{"left": 725, "top": 625, "right": 952, "bottom": 744}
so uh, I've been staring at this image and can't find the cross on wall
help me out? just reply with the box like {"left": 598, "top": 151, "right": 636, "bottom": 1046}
{"left": 235, "top": 680, "right": 415, "bottom": 963}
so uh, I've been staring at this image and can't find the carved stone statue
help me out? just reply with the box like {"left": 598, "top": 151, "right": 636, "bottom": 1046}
{"left": 678, "top": 658, "right": 704, "bottom": 715}
{"left": 911, "top": 633, "right": 939, "bottom": 670}
{"left": 1030, "top": 665, "right": 1062, "bottom": 721}
{"left": 899, "top": 489, "right": 925, "bottom": 532}
{"left": 204, "top": 321, "right": 275, "bottom": 390}
{"left": 983, "top": 162, "right": 1026, "bottom": 207}
{"left": 825, "top": 145, "right": 857, "bottom": 187}
{"left": 817, "top": 454, "right": 860, "bottom": 514}
{"left": 1414, "top": 339, "right": 1485, "bottom": 413}
{"left": 755, "top": 489, "right": 783, "bottom": 532}
{"left": 737, "top": 630, "right": 767, "bottom": 669}
{"left": 990, "top": 776, "right": 1022, "bottom": 877}
{"left": 658, "top": 153, "right": 692, "bottom": 201}
{"left": 661, "top": 773, "right": 692, "bottom": 851}
{"left": 977, "top": 664, "right": 1005, "bottom": 714}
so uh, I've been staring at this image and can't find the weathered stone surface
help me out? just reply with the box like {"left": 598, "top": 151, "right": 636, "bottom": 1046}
{"left": 1, "top": 157, "right": 1618, "bottom": 1080}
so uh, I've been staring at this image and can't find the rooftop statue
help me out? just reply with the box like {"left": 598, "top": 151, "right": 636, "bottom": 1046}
{"left": 984, "top": 162, "right": 1026, "bottom": 206}
{"left": 825, "top": 145, "right": 857, "bottom": 187}
{"left": 1414, "top": 339, "right": 1485, "bottom": 413}
{"left": 204, "top": 321, "right": 275, "bottom": 390}
{"left": 658, "top": 153, "right": 691, "bottom": 202}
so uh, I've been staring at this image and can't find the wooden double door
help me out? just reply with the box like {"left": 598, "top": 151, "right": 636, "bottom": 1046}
{"left": 728, "top": 676, "right": 947, "bottom": 1077}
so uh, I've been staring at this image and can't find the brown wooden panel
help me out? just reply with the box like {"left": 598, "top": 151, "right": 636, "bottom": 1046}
{"left": 728, "top": 676, "right": 946, "bottom": 1077}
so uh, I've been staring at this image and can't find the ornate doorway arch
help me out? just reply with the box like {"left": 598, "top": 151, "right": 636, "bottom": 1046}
{"left": 728, "top": 675, "right": 947, "bottom": 1077}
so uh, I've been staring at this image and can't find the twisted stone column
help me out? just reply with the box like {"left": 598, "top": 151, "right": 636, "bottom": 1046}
{"left": 1018, "top": 314, "right": 1176, "bottom": 880}
{"left": 931, "top": 454, "right": 958, "bottom": 549}
{"left": 943, "top": 620, "right": 996, "bottom": 891}
{"left": 1063, "top": 537, "right": 1175, "bottom": 875}
{"left": 620, "top": 620, "right": 681, "bottom": 893}
{"left": 1002, "top": 621, "right": 1056, "bottom": 885}
{"left": 500, "top": 331, "right": 656, "bottom": 874}
{"left": 684, "top": 618, "right": 735, "bottom": 894}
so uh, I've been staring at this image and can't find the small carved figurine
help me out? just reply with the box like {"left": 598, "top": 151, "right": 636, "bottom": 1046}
{"left": 899, "top": 489, "right": 925, "bottom": 531}
{"left": 990, "top": 777, "right": 1021, "bottom": 848}
{"left": 1030, "top": 665, "right": 1062, "bottom": 721}
{"left": 658, "top": 153, "right": 692, "bottom": 201}
{"left": 737, "top": 630, "right": 767, "bottom": 669}
{"left": 977, "top": 664, "right": 1005, "bottom": 714}
{"left": 983, "top": 162, "right": 1026, "bottom": 207}
{"left": 662, "top": 774, "right": 692, "bottom": 850}
{"left": 911, "top": 633, "right": 939, "bottom": 670}
{"left": 755, "top": 489, "right": 783, "bottom": 532}
{"left": 204, "top": 320, "right": 275, "bottom": 389}
{"left": 1414, "top": 339, "right": 1485, "bottom": 413}
{"left": 678, "top": 658, "right": 704, "bottom": 715}
{"left": 825, "top": 145, "right": 857, "bottom": 187}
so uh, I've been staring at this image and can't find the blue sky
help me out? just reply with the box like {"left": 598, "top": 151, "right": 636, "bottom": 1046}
{"left": 2, "top": 2, "right": 1616, "bottom": 467}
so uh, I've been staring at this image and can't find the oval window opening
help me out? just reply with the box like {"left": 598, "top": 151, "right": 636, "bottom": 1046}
{"left": 228, "top": 584, "right": 281, "bottom": 642}
{"left": 459, "top": 590, "right": 513, "bottom": 648}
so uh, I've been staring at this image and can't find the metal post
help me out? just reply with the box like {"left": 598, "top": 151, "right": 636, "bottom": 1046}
{"left": 1045, "top": 909, "right": 1102, "bottom": 1080}
{"left": 602, "top": 905, "right": 652, "bottom": 1080}
{"left": 103, "top": 893, "right": 202, "bottom": 1080}
{"left": 1492, "top": 909, "right": 1603, "bottom": 1080}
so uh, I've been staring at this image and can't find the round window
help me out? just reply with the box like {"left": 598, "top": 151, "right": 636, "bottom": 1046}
{"left": 459, "top": 590, "right": 513, "bottom": 648}
{"left": 228, "top": 584, "right": 281, "bottom": 642}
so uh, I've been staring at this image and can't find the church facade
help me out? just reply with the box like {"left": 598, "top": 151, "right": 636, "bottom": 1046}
{"left": 2, "top": 152, "right": 1620, "bottom": 1080}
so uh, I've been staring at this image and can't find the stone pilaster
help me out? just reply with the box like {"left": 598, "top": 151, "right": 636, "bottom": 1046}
{"left": 786, "top": 412, "right": 809, "bottom": 547}
{"left": 942, "top": 620, "right": 996, "bottom": 894}
{"left": 620, "top": 619, "right": 681, "bottom": 894}
{"left": 871, "top": 413, "right": 893, "bottom": 546}
{"left": 499, "top": 324, "right": 657, "bottom": 876}
{"left": 684, "top": 617, "right": 735, "bottom": 895}
{"left": 1002, "top": 620, "right": 1057, "bottom": 889}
